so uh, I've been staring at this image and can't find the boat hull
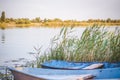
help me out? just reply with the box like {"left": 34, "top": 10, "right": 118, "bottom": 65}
{"left": 8, "top": 67, "right": 120, "bottom": 80}
{"left": 11, "top": 70, "right": 44, "bottom": 80}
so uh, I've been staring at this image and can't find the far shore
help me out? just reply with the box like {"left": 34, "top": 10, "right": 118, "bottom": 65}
{"left": 0, "top": 22, "right": 120, "bottom": 29}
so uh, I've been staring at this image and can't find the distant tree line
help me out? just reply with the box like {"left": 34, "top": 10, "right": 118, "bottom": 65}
{"left": 0, "top": 11, "right": 120, "bottom": 27}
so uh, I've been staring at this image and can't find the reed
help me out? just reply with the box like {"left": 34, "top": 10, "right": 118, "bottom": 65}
{"left": 30, "top": 25, "right": 120, "bottom": 67}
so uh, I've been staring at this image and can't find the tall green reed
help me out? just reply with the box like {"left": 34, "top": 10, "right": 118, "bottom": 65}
{"left": 30, "top": 25, "right": 120, "bottom": 67}
{"left": 109, "top": 27, "right": 120, "bottom": 62}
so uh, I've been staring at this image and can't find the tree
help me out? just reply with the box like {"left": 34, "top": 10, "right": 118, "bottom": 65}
{"left": 44, "top": 18, "right": 47, "bottom": 22}
{"left": 1, "top": 11, "right": 5, "bottom": 22}
{"left": 106, "top": 18, "right": 111, "bottom": 23}
{"left": 35, "top": 17, "right": 41, "bottom": 22}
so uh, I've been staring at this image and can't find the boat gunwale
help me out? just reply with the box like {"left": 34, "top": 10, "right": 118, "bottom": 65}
{"left": 41, "top": 60, "right": 120, "bottom": 70}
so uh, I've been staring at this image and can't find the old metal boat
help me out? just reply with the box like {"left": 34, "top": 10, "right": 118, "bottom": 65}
{"left": 8, "top": 60, "right": 120, "bottom": 80}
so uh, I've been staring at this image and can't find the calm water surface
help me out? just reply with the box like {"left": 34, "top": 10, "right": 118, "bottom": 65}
{"left": 0, "top": 27, "right": 85, "bottom": 66}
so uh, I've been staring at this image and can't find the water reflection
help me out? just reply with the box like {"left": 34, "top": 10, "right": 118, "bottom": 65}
{"left": 115, "top": 27, "right": 120, "bottom": 34}
{"left": 0, "top": 27, "right": 85, "bottom": 66}
{"left": 3, "top": 58, "right": 31, "bottom": 67}
{"left": 1, "top": 30, "right": 5, "bottom": 44}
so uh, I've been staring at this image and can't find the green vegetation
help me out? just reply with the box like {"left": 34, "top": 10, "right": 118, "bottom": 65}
{"left": 1, "top": 17, "right": 120, "bottom": 29}
{"left": 15, "top": 18, "right": 31, "bottom": 24}
{"left": 0, "top": 66, "right": 12, "bottom": 80}
{"left": 0, "top": 11, "right": 120, "bottom": 29}
{"left": 29, "top": 25, "right": 120, "bottom": 67}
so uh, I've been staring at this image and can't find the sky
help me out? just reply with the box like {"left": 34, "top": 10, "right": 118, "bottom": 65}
{"left": 0, "top": 0, "right": 120, "bottom": 20}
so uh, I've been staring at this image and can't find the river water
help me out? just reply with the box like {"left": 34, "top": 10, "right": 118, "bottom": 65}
{"left": 0, "top": 27, "right": 85, "bottom": 67}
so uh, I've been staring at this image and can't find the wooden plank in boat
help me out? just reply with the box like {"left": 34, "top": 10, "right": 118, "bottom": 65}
{"left": 64, "top": 74, "right": 94, "bottom": 80}
{"left": 38, "top": 74, "right": 94, "bottom": 80}
{"left": 83, "top": 63, "right": 104, "bottom": 69}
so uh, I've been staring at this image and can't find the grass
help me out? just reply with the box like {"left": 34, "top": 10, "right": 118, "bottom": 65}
{"left": 29, "top": 25, "right": 120, "bottom": 67}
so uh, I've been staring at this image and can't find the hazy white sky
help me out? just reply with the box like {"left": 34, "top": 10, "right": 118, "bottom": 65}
{"left": 0, "top": 0, "right": 120, "bottom": 20}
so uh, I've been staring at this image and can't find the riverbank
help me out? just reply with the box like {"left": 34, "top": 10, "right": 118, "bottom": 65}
{"left": 0, "top": 22, "right": 120, "bottom": 29}
{"left": 0, "top": 22, "right": 42, "bottom": 29}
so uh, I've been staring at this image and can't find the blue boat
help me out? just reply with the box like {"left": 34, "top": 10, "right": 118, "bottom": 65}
{"left": 41, "top": 60, "right": 120, "bottom": 70}
{"left": 8, "top": 67, "right": 120, "bottom": 80}
{"left": 8, "top": 60, "right": 120, "bottom": 80}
